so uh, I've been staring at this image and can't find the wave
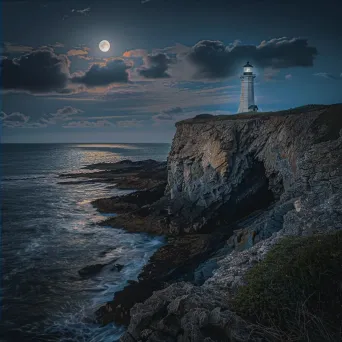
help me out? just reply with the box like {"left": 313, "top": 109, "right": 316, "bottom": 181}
{"left": 73, "top": 143, "right": 142, "bottom": 150}
{"left": 41, "top": 300, "right": 124, "bottom": 342}
{"left": 1, "top": 175, "right": 49, "bottom": 181}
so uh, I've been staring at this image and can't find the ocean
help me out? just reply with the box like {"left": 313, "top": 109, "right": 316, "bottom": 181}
{"left": 0, "top": 143, "right": 170, "bottom": 342}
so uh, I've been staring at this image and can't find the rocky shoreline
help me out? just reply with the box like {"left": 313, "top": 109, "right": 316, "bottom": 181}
{"left": 59, "top": 158, "right": 230, "bottom": 329}
{"left": 61, "top": 104, "right": 342, "bottom": 341}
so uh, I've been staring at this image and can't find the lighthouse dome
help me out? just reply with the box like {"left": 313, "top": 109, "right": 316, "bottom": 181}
{"left": 243, "top": 61, "right": 253, "bottom": 68}
{"left": 243, "top": 61, "right": 253, "bottom": 74}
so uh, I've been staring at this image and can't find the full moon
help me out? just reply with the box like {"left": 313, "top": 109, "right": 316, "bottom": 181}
{"left": 99, "top": 40, "right": 110, "bottom": 52}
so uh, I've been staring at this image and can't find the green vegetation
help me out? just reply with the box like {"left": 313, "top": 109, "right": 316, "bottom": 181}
{"left": 176, "top": 104, "right": 329, "bottom": 125}
{"left": 233, "top": 232, "right": 342, "bottom": 341}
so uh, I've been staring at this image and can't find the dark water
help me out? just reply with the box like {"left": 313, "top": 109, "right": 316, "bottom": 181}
{"left": 0, "top": 143, "right": 170, "bottom": 342}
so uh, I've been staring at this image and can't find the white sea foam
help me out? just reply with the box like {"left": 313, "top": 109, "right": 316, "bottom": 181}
{"left": 1, "top": 143, "right": 169, "bottom": 340}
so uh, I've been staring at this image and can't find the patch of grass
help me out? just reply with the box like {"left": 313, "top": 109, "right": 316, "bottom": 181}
{"left": 176, "top": 104, "right": 330, "bottom": 125}
{"left": 233, "top": 232, "right": 342, "bottom": 341}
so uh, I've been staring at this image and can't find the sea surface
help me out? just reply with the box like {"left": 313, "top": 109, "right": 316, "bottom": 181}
{"left": 0, "top": 143, "right": 170, "bottom": 342}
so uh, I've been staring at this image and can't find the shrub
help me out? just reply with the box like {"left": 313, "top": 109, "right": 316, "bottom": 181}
{"left": 233, "top": 231, "right": 342, "bottom": 341}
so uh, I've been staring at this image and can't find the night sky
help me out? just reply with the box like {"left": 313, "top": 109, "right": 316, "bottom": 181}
{"left": 1, "top": 0, "right": 341, "bottom": 143}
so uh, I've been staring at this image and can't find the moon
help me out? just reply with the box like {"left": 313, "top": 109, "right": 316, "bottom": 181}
{"left": 99, "top": 40, "right": 110, "bottom": 52}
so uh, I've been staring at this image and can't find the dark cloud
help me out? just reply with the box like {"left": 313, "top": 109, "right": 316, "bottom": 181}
{"left": 138, "top": 53, "right": 171, "bottom": 78}
{"left": 153, "top": 43, "right": 190, "bottom": 57}
{"left": 72, "top": 59, "right": 131, "bottom": 86}
{"left": 313, "top": 72, "right": 342, "bottom": 80}
{"left": 1, "top": 48, "right": 70, "bottom": 93}
{"left": 2, "top": 42, "right": 64, "bottom": 56}
{"left": 186, "top": 37, "right": 318, "bottom": 79}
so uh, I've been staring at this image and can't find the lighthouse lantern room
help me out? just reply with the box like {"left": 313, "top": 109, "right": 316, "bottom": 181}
{"left": 238, "top": 62, "right": 257, "bottom": 113}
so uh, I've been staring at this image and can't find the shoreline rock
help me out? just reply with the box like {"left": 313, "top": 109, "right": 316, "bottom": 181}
{"left": 92, "top": 183, "right": 166, "bottom": 214}
{"left": 116, "top": 104, "right": 342, "bottom": 341}
{"left": 95, "top": 233, "right": 229, "bottom": 327}
{"left": 82, "top": 159, "right": 163, "bottom": 170}
{"left": 70, "top": 104, "right": 342, "bottom": 341}
{"left": 78, "top": 258, "right": 118, "bottom": 277}
{"left": 58, "top": 159, "right": 167, "bottom": 190}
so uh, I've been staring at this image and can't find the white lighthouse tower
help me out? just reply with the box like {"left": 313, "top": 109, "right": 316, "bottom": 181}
{"left": 238, "top": 62, "right": 258, "bottom": 113}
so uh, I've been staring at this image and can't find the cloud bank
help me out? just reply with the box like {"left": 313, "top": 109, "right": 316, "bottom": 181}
{"left": 72, "top": 59, "right": 131, "bottom": 86}
{"left": 1, "top": 48, "right": 70, "bottom": 93}
{"left": 185, "top": 37, "right": 318, "bottom": 79}
{"left": 0, "top": 37, "right": 319, "bottom": 95}
{"left": 138, "top": 53, "right": 171, "bottom": 78}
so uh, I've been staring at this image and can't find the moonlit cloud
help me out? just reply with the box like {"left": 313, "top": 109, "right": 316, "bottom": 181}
{"left": 67, "top": 48, "right": 89, "bottom": 57}
{"left": 152, "top": 106, "right": 184, "bottom": 121}
{"left": 39, "top": 106, "right": 84, "bottom": 125}
{"left": 123, "top": 49, "right": 148, "bottom": 58}
{"left": 0, "top": 111, "right": 30, "bottom": 127}
{"left": 63, "top": 119, "right": 114, "bottom": 128}
{"left": 63, "top": 7, "right": 91, "bottom": 20}
{"left": 313, "top": 72, "right": 341, "bottom": 80}
{"left": 52, "top": 42, "right": 64, "bottom": 48}
{"left": 0, "top": 106, "right": 84, "bottom": 128}
{"left": 116, "top": 119, "right": 144, "bottom": 128}
{"left": 72, "top": 8, "right": 90, "bottom": 14}
{"left": 3, "top": 42, "right": 33, "bottom": 54}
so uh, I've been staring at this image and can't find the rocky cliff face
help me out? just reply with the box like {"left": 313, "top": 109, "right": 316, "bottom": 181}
{"left": 120, "top": 104, "right": 342, "bottom": 342}
{"left": 165, "top": 104, "right": 342, "bottom": 235}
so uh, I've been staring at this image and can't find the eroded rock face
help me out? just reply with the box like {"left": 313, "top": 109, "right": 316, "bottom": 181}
{"left": 165, "top": 105, "right": 342, "bottom": 234}
{"left": 120, "top": 104, "right": 342, "bottom": 341}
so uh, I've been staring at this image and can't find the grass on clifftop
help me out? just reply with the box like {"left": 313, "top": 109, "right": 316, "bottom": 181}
{"left": 233, "top": 231, "right": 342, "bottom": 342}
{"left": 177, "top": 104, "right": 331, "bottom": 125}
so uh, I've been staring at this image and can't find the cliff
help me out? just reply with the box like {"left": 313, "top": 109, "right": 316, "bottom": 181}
{"left": 165, "top": 104, "right": 341, "bottom": 235}
{"left": 118, "top": 104, "right": 342, "bottom": 341}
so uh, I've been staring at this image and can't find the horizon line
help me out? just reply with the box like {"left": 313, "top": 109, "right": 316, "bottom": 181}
{"left": 0, "top": 142, "right": 171, "bottom": 144}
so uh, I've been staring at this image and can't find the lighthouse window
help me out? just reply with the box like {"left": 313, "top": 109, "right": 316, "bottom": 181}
{"left": 244, "top": 67, "right": 252, "bottom": 73}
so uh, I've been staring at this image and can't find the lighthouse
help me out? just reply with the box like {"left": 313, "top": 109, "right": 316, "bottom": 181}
{"left": 238, "top": 62, "right": 257, "bottom": 113}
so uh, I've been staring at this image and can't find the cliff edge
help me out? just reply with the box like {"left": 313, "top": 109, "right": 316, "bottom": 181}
{"left": 119, "top": 104, "right": 342, "bottom": 341}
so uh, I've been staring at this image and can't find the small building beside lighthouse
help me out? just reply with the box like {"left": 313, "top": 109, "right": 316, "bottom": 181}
{"left": 238, "top": 62, "right": 258, "bottom": 113}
